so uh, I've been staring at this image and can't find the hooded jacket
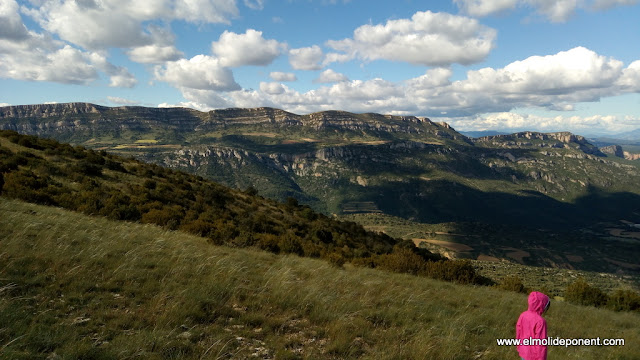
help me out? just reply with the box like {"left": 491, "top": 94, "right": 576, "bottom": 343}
{"left": 516, "top": 291, "right": 549, "bottom": 360}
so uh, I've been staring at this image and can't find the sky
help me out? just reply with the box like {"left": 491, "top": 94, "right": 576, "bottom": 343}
{"left": 0, "top": 0, "right": 639, "bottom": 136}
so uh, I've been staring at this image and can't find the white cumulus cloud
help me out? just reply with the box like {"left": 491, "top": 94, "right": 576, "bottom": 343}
{"left": 23, "top": 0, "right": 152, "bottom": 49}
{"left": 127, "top": 45, "right": 184, "bottom": 64}
{"left": 314, "top": 69, "right": 349, "bottom": 83}
{"left": 259, "top": 82, "right": 286, "bottom": 95}
{"left": 107, "top": 96, "right": 139, "bottom": 105}
{"left": 126, "top": 25, "right": 183, "bottom": 64}
{"left": 325, "top": 11, "right": 496, "bottom": 66}
{"left": 526, "top": 0, "right": 578, "bottom": 22}
{"left": 454, "top": 0, "right": 518, "bottom": 16}
{"left": 289, "top": 45, "right": 324, "bottom": 70}
{"left": 0, "top": 0, "right": 29, "bottom": 41}
{"left": 455, "top": 0, "right": 640, "bottom": 22}
{"left": 154, "top": 55, "right": 240, "bottom": 91}
{"left": 212, "top": 29, "right": 287, "bottom": 67}
{"left": 269, "top": 71, "right": 297, "bottom": 81}
{"left": 173, "top": 46, "right": 639, "bottom": 130}
{"left": 617, "top": 60, "right": 640, "bottom": 92}
{"left": 450, "top": 112, "right": 640, "bottom": 135}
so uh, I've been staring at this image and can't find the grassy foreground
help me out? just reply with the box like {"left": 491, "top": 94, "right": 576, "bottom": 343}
{"left": 1, "top": 198, "right": 638, "bottom": 359}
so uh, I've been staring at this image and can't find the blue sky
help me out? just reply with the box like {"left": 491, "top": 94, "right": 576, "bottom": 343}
{"left": 1, "top": 0, "right": 639, "bottom": 136}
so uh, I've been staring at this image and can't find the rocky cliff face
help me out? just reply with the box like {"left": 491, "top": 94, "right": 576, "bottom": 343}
{"left": 0, "top": 103, "right": 462, "bottom": 139}
{"left": 476, "top": 131, "right": 603, "bottom": 155}
{"left": 600, "top": 145, "right": 640, "bottom": 161}
{"left": 0, "top": 103, "right": 207, "bottom": 138}
{"left": 0, "top": 103, "right": 102, "bottom": 118}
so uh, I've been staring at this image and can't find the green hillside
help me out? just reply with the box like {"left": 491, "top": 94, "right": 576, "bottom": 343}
{"left": 2, "top": 198, "right": 639, "bottom": 359}
{"left": 0, "top": 130, "right": 488, "bottom": 285}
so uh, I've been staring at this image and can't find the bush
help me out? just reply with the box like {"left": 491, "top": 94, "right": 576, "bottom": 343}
{"left": 496, "top": 275, "right": 528, "bottom": 293}
{"left": 141, "top": 205, "right": 184, "bottom": 230}
{"left": 105, "top": 159, "right": 126, "bottom": 172}
{"left": 15, "top": 135, "right": 45, "bottom": 150}
{"left": 255, "top": 233, "right": 280, "bottom": 253}
{"left": 72, "top": 160, "right": 102, "bottom": 176}
{"left": 143, "top": 179, "right": 157, "bottom": 190}
{"left": 285, "top": 196, "right": 299, "bottom": 209}
{"left": 327, "top": 253, "right": 346, "bottom": 268}
{"left": 607, "top": 289, "right": 640, "bottom": 312}
{"left": 375, "top": 248, "right": 427, "bottom": 275}
{"left": 179, "top": 219, "right": 215, "bottom": 237}
{"left": 279, "top": 233, "right": 304, "bottom": 255}
{"left": 425, "top": 260, "right": 481, "bottom": 285}
{"left": 2, "top": 170, "right": 54, "bottom": 205}
{"left": 565, "top": 279, "right": 609, "bottom": 308}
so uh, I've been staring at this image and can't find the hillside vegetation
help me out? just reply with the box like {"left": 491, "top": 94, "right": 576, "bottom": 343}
{"left": 1, "top": 198, "right": 639, "bottom": 359}
{"left": 0, "top": 130, "right": 483, "bottom": 285}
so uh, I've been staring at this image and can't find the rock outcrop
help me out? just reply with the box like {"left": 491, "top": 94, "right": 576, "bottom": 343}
{"left": 599, "top": 144, "right": 640, "bottom": 160}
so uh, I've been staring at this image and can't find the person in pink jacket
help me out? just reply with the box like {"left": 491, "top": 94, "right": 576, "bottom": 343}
{"left": 516, "top": 291, "right": 550, "bottom": 360}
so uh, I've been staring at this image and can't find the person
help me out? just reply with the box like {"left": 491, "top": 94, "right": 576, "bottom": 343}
{"left": 516, "top": 291, "right": 550, "bottom": 360}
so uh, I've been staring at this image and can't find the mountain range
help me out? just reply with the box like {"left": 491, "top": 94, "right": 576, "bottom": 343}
{"left": 1, "top": 102, "right": 639, "bottom": 273}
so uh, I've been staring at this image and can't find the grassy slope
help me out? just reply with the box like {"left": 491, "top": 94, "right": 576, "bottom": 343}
{"left": 1, "top": 198, "right": 638, "bottom": 360}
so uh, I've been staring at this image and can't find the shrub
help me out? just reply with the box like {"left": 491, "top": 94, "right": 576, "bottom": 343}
{"left": 143, "top": 179, "right": 157, "bottom": 190}
{"left": 279, "top": 233, "right": 304, "bottom": 255}
{"left": 179, "top": 219, "right": 215, "bottom": 237}
{"left": 72, "top": 160, "right": 102, "bottom": 176}
{"left": 375, "top": 248, "right": 427, "bottom": 275}
{"left": 496, "top": 275, "right": 528, "bottom": 293}
{"left": 285, "top": 196, "right": 299, "bottom": 209}
{"left": 565, "top": 279, "right": 609, "bottom": 308}
{"left": 607, "top": 289, "right": 640, "bottom": 312}
{"left": 99, "top": 193, "right": 141, "bottom": 221}
{"left": 425, "top": 260, "right": 481, "bottom": 285}
{"left": 2, "top": 170, "right": 54, "bottom": 205}
{"left": 255, "top": 233, "right": 280, "bottom": 253}
{"left": 15, "top": 135, "right": 45, "bottom": 150}
{"left": 105, "top": 159, "right": 126, "bottom": 172}
{"left": 141, "top": 205, "right": 184, "bottom": 230}
{"left": 327, "top": 253, "right": 346, "bottom": 268}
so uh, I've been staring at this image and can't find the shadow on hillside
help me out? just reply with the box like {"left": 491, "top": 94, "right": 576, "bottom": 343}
{"left": 339, "top": 142, "right": 534, "bottom": 182}
{"left": 368, "top": 181, "right": 640, "bottom": 229}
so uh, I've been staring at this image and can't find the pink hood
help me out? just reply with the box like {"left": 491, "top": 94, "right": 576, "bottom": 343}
{"left": 528, "top": 291, "right": 550, "bottom": 315}
{"left": 516, "top": 292, "right": 549, "bottom": 360}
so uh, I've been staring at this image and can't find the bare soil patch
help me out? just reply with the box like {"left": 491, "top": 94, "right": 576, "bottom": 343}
{"left": 477, "top": 254, "right": 500, "bottom": 262}
{"left": 501, "top": 247, "right": 530, "bottom": 263}
{"left": 415, "top": 239, "right": 474, "bottom": 252}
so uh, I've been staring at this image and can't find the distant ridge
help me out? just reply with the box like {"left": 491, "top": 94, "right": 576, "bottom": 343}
{"left": 460, "top": 130, "right": 509, "bottom": 138}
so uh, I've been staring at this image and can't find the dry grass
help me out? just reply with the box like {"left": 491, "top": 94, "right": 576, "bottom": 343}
{"left": 1, "top": 198, "right": 639, "bottom": 359}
